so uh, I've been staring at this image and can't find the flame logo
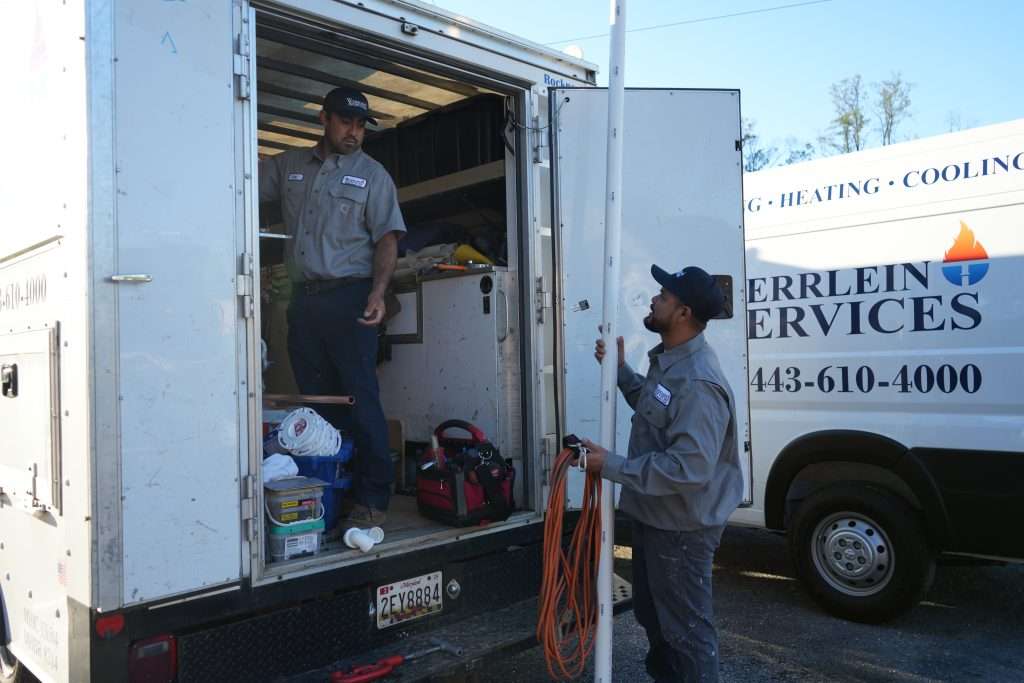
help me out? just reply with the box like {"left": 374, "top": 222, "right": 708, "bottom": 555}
{"left": 943, "top": 222, "right": 989, "bottom": 263}
{"left": 941, "top": 222, "right": 989, "bottom": 286}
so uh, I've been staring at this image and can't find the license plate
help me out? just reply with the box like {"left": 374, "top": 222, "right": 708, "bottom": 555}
{"left": 376, "top": 571, "right": 443, "bottom": 629}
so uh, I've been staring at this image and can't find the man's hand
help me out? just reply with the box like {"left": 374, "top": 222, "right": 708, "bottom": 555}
{"left": 594, "top": 333, "right": 625, "bottom": 368}
{"left": 575, "top": 438, "right": 607, "bottom": 474}
{"left": 359, "top": 290, "right": 386, "bottom": 326}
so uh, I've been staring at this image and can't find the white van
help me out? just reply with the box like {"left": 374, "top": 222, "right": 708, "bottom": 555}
{"left": 742, "top": 120, "right": 1024, "bottom": 622}
{"left": 0, "top": 1, "right": 749, "bottom": 681}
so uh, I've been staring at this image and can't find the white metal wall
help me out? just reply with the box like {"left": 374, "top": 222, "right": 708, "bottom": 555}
{"left": 0, "top": 1, "right": 92, "bottom": 681}
{"left": 553, "top": 89, "right": 751, "bottom": 508}
{"left": 111, "top": 0, "right": 244, "bottom": 603}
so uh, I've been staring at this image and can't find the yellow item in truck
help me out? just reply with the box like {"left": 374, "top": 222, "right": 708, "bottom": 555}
{"left": 453, "top": 244, "right": 493, "bottom": 265}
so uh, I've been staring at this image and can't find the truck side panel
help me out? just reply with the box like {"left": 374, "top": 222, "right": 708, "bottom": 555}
{"left": 0, "top": 2, "right": 92, "bottom": 681}
{"left": 110, "top": 0, "right": 245, "bottom": 604}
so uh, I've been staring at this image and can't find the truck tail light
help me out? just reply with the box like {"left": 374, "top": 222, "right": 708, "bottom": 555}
{"left": 128, "top": 634, "right": 177, "bottom": 683}
{"left": 95, "top": 613, "right": 125, "bottom": 640}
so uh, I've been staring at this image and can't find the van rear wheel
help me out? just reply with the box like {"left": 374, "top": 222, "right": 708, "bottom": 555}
{"left": 789, "top": 483, "right": 935, "bottom": 623}
{"left": 0, "top": 646, "right": 39, "bottom": 683}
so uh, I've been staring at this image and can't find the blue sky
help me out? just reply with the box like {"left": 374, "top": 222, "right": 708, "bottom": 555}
{"left": 434, "top": 0, "right": 1024, "bottom": 155}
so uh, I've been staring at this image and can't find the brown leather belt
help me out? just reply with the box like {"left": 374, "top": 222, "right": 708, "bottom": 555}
{"left": 300, "top": 277, "right": 370, "bottom": 295}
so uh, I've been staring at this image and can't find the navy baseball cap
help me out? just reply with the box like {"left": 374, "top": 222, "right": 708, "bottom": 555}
{"left": 322, "top": 87, "right": 378, "bottom": 125}
{"left": 651, "top": 264, "right": 724, "bottom": 323}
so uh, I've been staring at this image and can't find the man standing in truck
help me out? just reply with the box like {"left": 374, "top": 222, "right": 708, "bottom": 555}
{"left": 581, "top": 264, "right": 743, "bottom": 682}
{"left": 259, "top": 88, "right": 405, "bottom": 527}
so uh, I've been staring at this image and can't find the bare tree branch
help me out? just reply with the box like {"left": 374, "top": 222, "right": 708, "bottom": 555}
{"left": 741, "top": 117, "right": 779, "bottom": 172}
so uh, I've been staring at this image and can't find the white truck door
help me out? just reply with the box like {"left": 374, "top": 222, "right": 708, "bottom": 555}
{"left": 551, "top": 88, "right": 752, "bottom": 509}
{"left": 109, "top": 0, "right": 248, "bottom": 603}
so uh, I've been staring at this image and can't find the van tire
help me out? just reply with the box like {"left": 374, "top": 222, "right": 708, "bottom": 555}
{"left": 0, "top": 646, "right": 39, "bottom": 683}
{"left": 788, "top": 483, "right": 935, "bottom": 623}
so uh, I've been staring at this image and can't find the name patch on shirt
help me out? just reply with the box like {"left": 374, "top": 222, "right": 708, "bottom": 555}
{"left": 653, "top": 383, "right": 672, "bottom": 406}
{"left": 287, "top": 173, "right": 304, "bottom": 181}
{"left": 342, "top": 175, "right": 367, "bottom": 188}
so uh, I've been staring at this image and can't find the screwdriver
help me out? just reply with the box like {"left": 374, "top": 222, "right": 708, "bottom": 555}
{"left": 329, "top": 639, "right": 464, "bottom": 682}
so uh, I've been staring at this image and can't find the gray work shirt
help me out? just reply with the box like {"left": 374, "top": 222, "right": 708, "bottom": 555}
{"left": 601, "top": 333, "right": 744, "bottom": 531}
{"left": 259, "top": 145, "right": 406, "bottom": 280}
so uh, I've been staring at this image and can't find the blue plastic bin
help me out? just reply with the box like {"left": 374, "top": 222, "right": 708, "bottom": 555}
{"left": 293, "top": 439, "right": 354, "bottom": 531}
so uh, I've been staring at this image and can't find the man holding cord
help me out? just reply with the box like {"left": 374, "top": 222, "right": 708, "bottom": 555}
{"left": 580, "top": 264, "right": 743, "bottom": 682}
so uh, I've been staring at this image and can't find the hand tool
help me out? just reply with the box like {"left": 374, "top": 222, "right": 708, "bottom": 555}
{"left": 329, "top": 638, "right": 464, "bottom": 682}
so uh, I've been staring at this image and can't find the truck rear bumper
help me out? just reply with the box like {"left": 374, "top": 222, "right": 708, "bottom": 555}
{"left": 282, "top": 574, "right": 633, "bottom": 683}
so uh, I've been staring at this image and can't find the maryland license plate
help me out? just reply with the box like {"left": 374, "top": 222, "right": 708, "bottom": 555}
{"left": 376, "top": 571, "right": 443, "bottom": 629}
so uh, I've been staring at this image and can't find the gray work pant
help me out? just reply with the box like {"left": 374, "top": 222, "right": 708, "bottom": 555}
{"left": 631, "top": 520, "right": 725, "bottom": 682}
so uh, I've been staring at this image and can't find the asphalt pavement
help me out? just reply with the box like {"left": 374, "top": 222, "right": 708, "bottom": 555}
{"left": 478, "top": 526, "right": 1024, "bottom": 682}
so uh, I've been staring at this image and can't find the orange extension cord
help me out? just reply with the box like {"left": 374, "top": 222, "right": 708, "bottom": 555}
{"left": 537, "top": 446, "right": 603, "bottom": 681}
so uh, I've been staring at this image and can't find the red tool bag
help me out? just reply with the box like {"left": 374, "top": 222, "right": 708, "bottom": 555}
{"left": 416, "top": 420, "right": 515, "bottom": 527}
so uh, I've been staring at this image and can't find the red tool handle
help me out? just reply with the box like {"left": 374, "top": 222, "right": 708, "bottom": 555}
{"left": 329, "top": 655, "right": 405, "bottom": 683}
{"left": 434, "top": 419, "right": 488, "bottom": 446}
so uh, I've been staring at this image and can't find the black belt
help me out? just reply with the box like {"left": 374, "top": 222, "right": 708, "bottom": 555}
{"left": 299, "top": 277, "right": 370, "bottom": 295}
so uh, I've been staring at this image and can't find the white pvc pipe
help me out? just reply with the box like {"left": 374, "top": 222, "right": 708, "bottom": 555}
{"left": 596, "top": 1, "right": 626, "bottom": 681}
{"left": 343, "top": 526, "right": 384, "bottom": 552}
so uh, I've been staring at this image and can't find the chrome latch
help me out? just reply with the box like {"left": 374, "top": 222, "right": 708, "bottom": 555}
{"left": 1, "top": 363, "right": 16, "bottom": 398}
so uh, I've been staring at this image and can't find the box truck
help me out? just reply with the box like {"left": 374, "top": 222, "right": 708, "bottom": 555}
{"left": 742, "top": 120, "right": 1024, "bottom": 622}
{"left": 0, "top": 1, "right": 750, "bottom": 681}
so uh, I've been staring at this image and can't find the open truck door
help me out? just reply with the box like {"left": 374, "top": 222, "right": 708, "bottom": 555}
{"left": 550, "top": 88, "right": 752, "bottom": 511}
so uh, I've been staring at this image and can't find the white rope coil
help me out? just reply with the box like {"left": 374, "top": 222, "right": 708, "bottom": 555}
{"left": 276, "top": 407, "right": 342, "bottom": 457}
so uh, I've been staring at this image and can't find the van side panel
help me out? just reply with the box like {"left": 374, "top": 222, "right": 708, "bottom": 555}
{"left": 745, "top": 121, "right": 1024, "bottom": 558}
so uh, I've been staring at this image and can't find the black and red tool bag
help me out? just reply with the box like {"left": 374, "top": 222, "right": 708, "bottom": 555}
{"left": 416, "top": 420, "right": 515, "bottom": 527}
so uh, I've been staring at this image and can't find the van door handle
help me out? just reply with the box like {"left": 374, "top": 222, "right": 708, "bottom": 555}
{"left": 108, "top": 274, "right": 153, "bottom": 283}
{"left": 496, "top": 289, "right": 510, "bottom": 343}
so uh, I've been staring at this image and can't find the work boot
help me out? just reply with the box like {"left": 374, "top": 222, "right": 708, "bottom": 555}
{"left": 340, "top": 503, "right": 387, "bottom": 528}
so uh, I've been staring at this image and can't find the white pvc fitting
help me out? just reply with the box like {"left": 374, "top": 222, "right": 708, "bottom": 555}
{"left": 343, "top": 526, "right": 384, "bottom": 552}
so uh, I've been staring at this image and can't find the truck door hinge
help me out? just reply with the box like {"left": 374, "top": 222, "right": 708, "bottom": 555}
{"left": 535, "top": 277, "right": 551, "bottom": 324}
{"left": 532, "top": 114, "right": 548, "bottom": 164}
{"left": 240, "top": 473, "right": 256, "bottom": 542}
{"left": 233, "top": 15, "right": 252, "bottom": 101}
{"left": 237, "top": 253, "right": 255, "bottom": 319}
{"left": 541, "top": 435, "right": 557, "bottom": 486}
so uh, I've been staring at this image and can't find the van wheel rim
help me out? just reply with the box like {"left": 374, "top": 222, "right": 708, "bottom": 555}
{"left": 0, "top": 645, "right": 17, "bottom": 678}
{"left": 811, "top": 512, "right": 894, "bottom": 597}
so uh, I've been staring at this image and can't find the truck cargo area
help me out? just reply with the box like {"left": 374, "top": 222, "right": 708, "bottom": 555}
{"left": 252, "top": 11, "right": 532, "bottom": 576}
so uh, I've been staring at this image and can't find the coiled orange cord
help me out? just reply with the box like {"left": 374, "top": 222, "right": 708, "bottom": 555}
{"left": 537, "top": 447, "right": 603, "bottom": 680}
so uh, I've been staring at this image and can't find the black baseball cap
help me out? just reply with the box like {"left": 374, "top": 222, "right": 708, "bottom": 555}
{"left": 651, "top": 264, "right": 724, "bottom": 323}
{"left": 322, "top": 87, "right": 378, "bottom": 125}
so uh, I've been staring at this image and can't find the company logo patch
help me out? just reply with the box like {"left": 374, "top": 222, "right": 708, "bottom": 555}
{"left": 653, "top": 384, "right": 672, "bottom": 406}
{"left": 941, "top": 222, "right": 989, "bottom": 286}
{"left": 287, "top": 173, "right": 304, "bottom": 181}
{"left": 346, "top": 97, "right": 368, "bottom": 111}
{"left": 342, "top": 175, "right": 367, "bottom": 188}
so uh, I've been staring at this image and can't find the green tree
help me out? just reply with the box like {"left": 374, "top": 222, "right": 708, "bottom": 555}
{"left": 876, "top": 72, "right": 913, "bottom": 145}
{"left": 824, "top": 74, "right": 868, "bottom": 153}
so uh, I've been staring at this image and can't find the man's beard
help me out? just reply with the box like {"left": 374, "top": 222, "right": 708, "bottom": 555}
{"left": 329, "top": 137, "right": 360, "bottom": 155}
{"left": 643, "top": 313, "right": 664, "bottom": 333}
